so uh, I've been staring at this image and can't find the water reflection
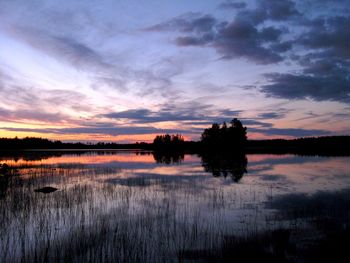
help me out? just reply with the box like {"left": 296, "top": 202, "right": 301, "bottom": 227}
{"left": 151, "top": 151, "right": 248, "bottom": 182}
{"left": 152, "top": 151, "right": 185, "bottom": 164}
{"left": 200, "top": 152, "right": 248, "bottom": 182}
{"left": 1, "top": 151, "right": 350, "bottom": 262}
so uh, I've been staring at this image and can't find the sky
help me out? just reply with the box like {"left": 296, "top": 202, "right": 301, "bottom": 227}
{"left": 0, "top": 0, "right": 349, "bottom": 142}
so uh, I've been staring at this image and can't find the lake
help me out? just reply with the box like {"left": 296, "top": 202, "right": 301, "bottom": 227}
{"left": 1, "top": 150, "right": 350, "bottom": 262}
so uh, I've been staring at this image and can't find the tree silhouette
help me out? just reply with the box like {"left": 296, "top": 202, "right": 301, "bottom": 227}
{"left": 201, "top": 118, "right": 247, "bottom": 150}
{"left": 153, "top": 134, "right": 185, "bottom": 150}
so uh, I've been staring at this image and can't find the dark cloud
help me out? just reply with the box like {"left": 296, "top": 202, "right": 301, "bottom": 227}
{"left": 210, "top": 20, "right": 285, "bottom": 63}
{"left": 147, "top": 2, "right": 294, "bottom": 64}
{"left": 302, "top": 58, "right": 350, "bottom": 77}
{"left": 103, "top": 100, "right": 214, "bottom": 124}
{"left": 103, "top": 108, "right": 205, "bottom": 123}
{"left": 257, "top": 112, "right": 286, "bottom": 120}
{"left": 228, "top": 0, "right": 299, "bottom": 25}
{"left": 145, "top": 1, "right": 349, "bottom": 104}
{"left": 269, "top": 41, "right": 292, "bottom": 53}
{"left": 103, "top": 108, "right": 233, "bottom": 125}
{"left": 145, "top": 13, "right": 217, "bottom": 33}
{"left": 188, "top": 118, "right": 274, "bottom": 129}
{"left": 175, "top": 34, "right": 213, "bottom": 46}
{"left": 218, "top": 1, "right": 247, "bottom": 10}
{"left": 172, "top": 17, "right": 286, "bottom": 63}
{"left": 102, "top": 106, "right": 272, "bottom": 128}
{"left": 300, "top": 16, "right": 350, "bottom": 59}
{"left": 259, "top": 12, "right": 350, "bottom": 104}
{"left": 102, "top": 107, "right": 277, "bottom": 135}
{"left": 261, "top": 71, "right": 350, "bottom": 103}
{"left": 256, "top": 0, "right": 299, "bottom": 22}
{"left": 250, "top": 127, "right": 330, "bottom": 137}
{"left": 241, "top": 119, "right": 273, "bottom": 128}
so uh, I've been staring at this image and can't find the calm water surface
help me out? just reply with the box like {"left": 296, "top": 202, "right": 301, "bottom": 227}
{"left": 1, "top": 150, "right": 350, "bottom": 262}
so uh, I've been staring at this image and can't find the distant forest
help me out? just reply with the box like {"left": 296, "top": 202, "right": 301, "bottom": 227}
{"left": 1, "top": 118, "right": 350, "bottom": 155}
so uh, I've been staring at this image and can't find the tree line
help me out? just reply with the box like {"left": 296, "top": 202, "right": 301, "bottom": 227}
{"left": 1, "top": 118, "right": 350, "bottom": 155}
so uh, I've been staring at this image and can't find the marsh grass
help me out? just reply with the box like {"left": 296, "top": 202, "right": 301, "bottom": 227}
{"left": 0, "top": 161, "right": 273, "bottom": 263}
{"left": 0, "top": 154, "right": 349, "bottom": 263}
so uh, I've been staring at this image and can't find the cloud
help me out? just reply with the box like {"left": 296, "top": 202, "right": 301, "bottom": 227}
{"left": 218, "top": 109, "right": 243, "bottom": 116}
{"left": 5, "top": 25, "right": 111, "bottom": 71}
{"left": 241, "top": 119, "right": 273, "bottom": 128}
{"left": 0, "top": 106, "right": 328, "bottom": 139}
{"left": 250, "top": 127, "right": 330, "bottom": 137}
{"left": 0, "top": 72, "right": 92, "bottom": 124}
{"left": 102, "top": 106, "right": 277, "bottom": 135}
{"left": 170, "top": 16, "right": 286, "bottom": 63}
{"left": 300, "top": 16, "right": 350, "bottom": 59}
{"left": 208, "top": 21, "right": 285, "bottom": 63}
{"left": 142, "top": 0, "right": 337, "bottom": 106}
{"left": 103, "top": 105, "right": 246, "bottom": 126}
{"left": 222, "top": 0, "right": 299, "bottom": 25}
{"left": 2, "top": 21, "right": 179, "bottom": 98}
{"left": 0, "top": 107, "right": 71, "bottom": 124}
{"left": 260, "top": 71, "right": 350, "bottom": 103}
{"left": 1, "top": 126, "right": 189, "bottom": 136}
{"left": 145, "top": 13, "right": 217, "bottom": 33}
{"left": 147, "top": 4, "right": 293, "bottom": 64}
{"left": 103, "top": 108, "right": 207, "bottom": 123}
{"left": 1, "top": 0, "right": 348, "bottom": 140}
{"left": 145, "top": 1, "right": 349, "bottom": 105}
{"left": 257, "top": 112, "right": 286, "bottom": 120}
{"left": 218, "top": 1, "right": 247, "bottom": 10}
{"left": 255, "top": 0, "right": 299, "bottom": 22}
{"left": 258, "top": 12, "right": 350, "bottom": 104}
{"left": 0, "top": 75, "right": 91, "bottom": 118}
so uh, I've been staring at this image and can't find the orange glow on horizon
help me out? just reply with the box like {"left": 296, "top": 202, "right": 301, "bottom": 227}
{"left": 0, "top": 130, "right": 303, "bottom": 142}
{"left": 2, "top": 152, "right": 156, "bottom": 166}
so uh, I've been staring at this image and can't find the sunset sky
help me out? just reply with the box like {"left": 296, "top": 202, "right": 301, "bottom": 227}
{"left": 0, "top": 0, "right": 349, "bottom": 142}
